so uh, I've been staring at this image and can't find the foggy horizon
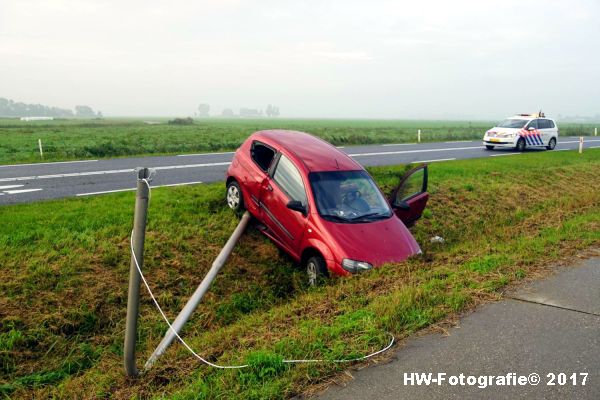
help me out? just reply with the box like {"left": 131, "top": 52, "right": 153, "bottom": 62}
{"left": 1, "top": 0, "right": 599, "bottom": 119}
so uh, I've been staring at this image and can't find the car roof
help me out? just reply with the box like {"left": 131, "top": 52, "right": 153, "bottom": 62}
{"left": 251, "top": 130, "right": 363, "bottom": 172}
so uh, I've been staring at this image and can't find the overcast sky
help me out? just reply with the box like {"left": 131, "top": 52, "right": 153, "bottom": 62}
{"left": 1, "top": 0, "right": 599, "bottom": 119}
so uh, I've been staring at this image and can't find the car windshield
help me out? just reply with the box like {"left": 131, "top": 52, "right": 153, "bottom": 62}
{"left": 496, "top": 119, "right": 528, "bottom": 129}
{"left": 309, "top": 170, "right": 392, "bottom": 223}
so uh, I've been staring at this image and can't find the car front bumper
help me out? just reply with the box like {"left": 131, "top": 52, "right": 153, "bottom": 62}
{"left": 483, "top": 137, "right": 518, "bottom": 148}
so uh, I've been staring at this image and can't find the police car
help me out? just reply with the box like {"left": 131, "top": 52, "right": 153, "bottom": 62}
{"left": 483, "top": 112, "right": 558, "bottom": 151}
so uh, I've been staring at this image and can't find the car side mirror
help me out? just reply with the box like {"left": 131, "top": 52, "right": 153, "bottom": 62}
{"left": 394, "top": 200, "right": 411, "bottom": 211}
{"left": 528, "top": 127, "right": 536, "bottom": 131}
{"left": 287, "top": 200, "right": 307, "bottom": 215}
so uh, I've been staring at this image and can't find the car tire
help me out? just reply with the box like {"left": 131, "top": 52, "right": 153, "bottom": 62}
{"left": 485, "top": 145, "right": 495, "bottom": 150}
{"left": 226, "top": 180, "right": 244, "bottom": 212}
{"left": 546, "top": 137, "right": 557, "bottom": 150}
{"left": 516, "top": 138, "right": 526, "bottom": 152}
{"left": 306, "top": 255, "right": 328, "bottom": 286}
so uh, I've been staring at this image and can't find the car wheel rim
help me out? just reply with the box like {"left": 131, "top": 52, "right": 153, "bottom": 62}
{"left": 227, "top": 186, "right": 240, "bottom": 209}
{"left": 550, "top": 139, "right": 556, "bottom": 149}
{"left": 307, "top": 262, "right": 317, "bottom": 286}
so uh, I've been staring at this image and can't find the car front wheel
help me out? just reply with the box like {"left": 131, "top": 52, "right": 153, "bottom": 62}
{"left": 306, "top": 255, "right": 328, "bottom": 286}
{"left": 226, "top": 180, "right": 244, "bottom": 212}
{"left": 546, "top": 137, "right": 557, "bottom": 150}
{"left": 516, "top": 138, "right": 526, "bottom": 152}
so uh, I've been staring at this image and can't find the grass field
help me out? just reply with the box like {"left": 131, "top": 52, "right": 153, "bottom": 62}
{"left": 0, "top": 117, "right": 597, "bottom": 165}
{"left": 1, "top": 149, "right": 599, "bottom": 398}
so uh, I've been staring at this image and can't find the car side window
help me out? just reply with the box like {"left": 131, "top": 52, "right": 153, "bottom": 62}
{"left": 538, "top": 119, "right": 549, "bottom": 129}
{"left": 272, "top": 155, "right": 307, "bottom": 205}
{"left": 527, "top": 120, "right": 539, "bottom": 129}
{"left": 547, "top": 120, "right": 555, "bottom": 129}
{"left": 251, "top": 142, "right": 275, "bottom": 172}
{"left": 395, "top": 167, "right": 426, "bottom": 205}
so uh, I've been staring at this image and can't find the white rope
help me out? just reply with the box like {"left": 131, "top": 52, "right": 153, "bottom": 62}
{"left": 130, "top": 181, "right": 395, "bottom": 369}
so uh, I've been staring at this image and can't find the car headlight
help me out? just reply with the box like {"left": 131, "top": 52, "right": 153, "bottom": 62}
{"left": 342, "top": 258, "right": 373, "bottom": 273}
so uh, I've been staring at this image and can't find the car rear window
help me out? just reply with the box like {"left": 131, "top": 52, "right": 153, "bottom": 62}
{"left": 251, "top": 142, "right": 275, "bottom": 172}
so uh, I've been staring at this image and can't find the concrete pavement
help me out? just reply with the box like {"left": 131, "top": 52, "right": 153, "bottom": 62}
{"left": 1, "top": 137, "right": 599, "bottom": 205}
{"left": 318, "top": 255, "right": 600, "bottom": 400}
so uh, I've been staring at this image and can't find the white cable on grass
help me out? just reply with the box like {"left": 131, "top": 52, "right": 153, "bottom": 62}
{"left": 130, "top": 182, "right": 395, "bottom": 369}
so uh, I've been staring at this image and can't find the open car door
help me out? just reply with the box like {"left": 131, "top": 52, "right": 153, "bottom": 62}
{"left": 389, "top": 165, "right": 429, "bottom": 228}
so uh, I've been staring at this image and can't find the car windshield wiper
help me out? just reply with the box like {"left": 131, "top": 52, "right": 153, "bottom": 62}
{"left": 321, "top": 214, "right": 352, "bottom": 222}
{"left": 348, "top": 212, "right": 389, "bottom": 222}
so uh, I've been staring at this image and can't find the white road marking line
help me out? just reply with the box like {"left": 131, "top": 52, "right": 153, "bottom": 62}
{"left": 336, "top": 146, "right": 346, "bottom": 149}
{"left": 382, "top": 143, "right": 417, "bottom": 147}
{"left": 4, "top": 188, "right": 43, "bottom": 194}
{"left": 0, "top": 162, "right": 231, "bottom": 183}
{"left": 560, "top": 139, "right": 600, "bottom": 144}
{"left": 0, "top": 160, "right": 97, "bottom": 168}
{"left": 153, "top": 162, "right": 231, "bottom": 171}
{"left": 151, "top": 181, "right": 203, "bottom": 188}
{"left": 556, "top": 149, "right": 570, "bottom": 151}
{"left": 0, "top": 184, "right": 24, "bottom": 189}
{"left": 490, "top": 153, "right": 520, "bottom": 157}
{"left": 589, "top": 145, "right": 600, "bottom": 149}
{"left": 177, "top": 151, "right": 235, "bottom": 157}
{"left": 348, "top": 145, "right": 482, "bottom": 157}
{"left": 77, "top": 188, "right": 135, "bottom": 196}
{"left": 445, "top": 140, "right": 473, "bottom": 143}
{"left": 411, "top": 158, "right": 456, "bottom": 163}
{"left": 76, "top": 181, "right": 203, "bottom": 197}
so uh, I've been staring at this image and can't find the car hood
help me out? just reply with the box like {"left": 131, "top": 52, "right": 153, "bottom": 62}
{"left": 322, "top": 216, "right": 421, "bottom": 266}
{"left": 487, "top": 127, "right": 521, "bottom": 135}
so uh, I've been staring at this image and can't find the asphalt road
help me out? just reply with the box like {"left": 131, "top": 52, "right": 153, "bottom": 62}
{"left": 318, "top": 254, "right": 600, "bottom": 400}
{"left": 1, "top": 136, "right": 599, "bottom": 205}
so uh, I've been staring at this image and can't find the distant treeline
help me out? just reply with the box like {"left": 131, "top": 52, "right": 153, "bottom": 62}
{"left": 0, "top": 97, "right": 102, "bottom": 118}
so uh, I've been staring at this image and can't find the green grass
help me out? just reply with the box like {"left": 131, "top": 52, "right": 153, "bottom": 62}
{"left": 1, "top": 117, "right": 597, "bottom": 165}
{"left": 0, "top": 149, "right": 599, "bottom": 398}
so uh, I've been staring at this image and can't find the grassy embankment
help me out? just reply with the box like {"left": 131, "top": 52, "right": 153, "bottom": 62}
{"left": 0, "top": 149, "right": 599, "bottom": 398}
{"left": 0, "top": 117, "right": 596, "bottom": 165}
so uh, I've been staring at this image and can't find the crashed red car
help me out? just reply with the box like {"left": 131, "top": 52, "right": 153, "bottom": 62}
{"left": 225, "top": 130, "right": 429, "bottom": 285}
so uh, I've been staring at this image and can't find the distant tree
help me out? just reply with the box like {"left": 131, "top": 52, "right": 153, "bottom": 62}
{"left": 198, "top": 104, "right": 210, "bottom": 117}
{"left": 271, "top": 106, "right": 280, "bottom": 117}
{"left": 0, "top": 97, "right": 77, "bottom": 117}
{"left": 75, "top": 105, "right": 96, "bottom": 117}
{"left": 168, "top": 117, "right": 194, "bottom": 125}
{"left": 221, "top": 108, "right": 234, "bottom": 117}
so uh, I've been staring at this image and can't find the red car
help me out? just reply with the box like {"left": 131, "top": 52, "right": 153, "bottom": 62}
{"left": 225, "top": 130, "right": 429, "bottom": 285}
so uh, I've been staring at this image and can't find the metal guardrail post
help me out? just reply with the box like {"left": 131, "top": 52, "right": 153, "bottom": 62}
{"left": 124, "top": 168, "right": 151, "bottom": 377}
{"left": 144, "top": 211, "right": 251, "bottom": 369}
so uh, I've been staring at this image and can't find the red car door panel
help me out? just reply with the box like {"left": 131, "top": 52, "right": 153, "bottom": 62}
{"left": 259, "top": 176, "right": 307, "bottom": 258}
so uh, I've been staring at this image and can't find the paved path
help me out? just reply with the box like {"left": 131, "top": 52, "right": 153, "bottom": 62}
{"left": 318, "top": 255, "right": 600, "bottom": 400}
{"left": 1, "top": 137, "right": 599, "bottom": 205}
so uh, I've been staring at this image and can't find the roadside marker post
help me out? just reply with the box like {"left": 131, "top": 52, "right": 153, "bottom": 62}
{"left": 124, "top": 167, "right": 152, "bottom": 377}
{"left": 579, "top": 137, "right": 584, "bottom": 154}
{"left": 418, "top": 129, "right": 421, "bottom": 143}
{"left": 38, "top": 139, "right": 43, "bottom": 159}
{"left": 595, "top": 127, "right": 597, "bottom": 136}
